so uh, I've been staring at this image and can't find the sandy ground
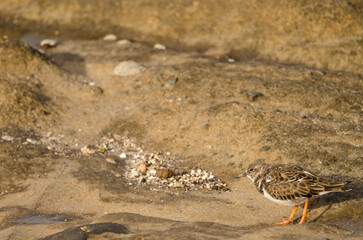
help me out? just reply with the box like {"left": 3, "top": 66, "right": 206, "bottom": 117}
{"left": 0, "top": 1, "right": 362, "bottom": 239}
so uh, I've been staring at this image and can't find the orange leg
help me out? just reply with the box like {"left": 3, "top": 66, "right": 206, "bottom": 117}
{"left": 275, "top": 205, "right": 299, "bottom": 226}
{"left": 298, "top": 198, "right": 309, "bottom": 224}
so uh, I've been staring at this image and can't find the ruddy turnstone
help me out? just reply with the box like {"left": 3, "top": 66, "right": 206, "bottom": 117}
{"left": 235, "top": 163, "right": 346, "bottom": 225}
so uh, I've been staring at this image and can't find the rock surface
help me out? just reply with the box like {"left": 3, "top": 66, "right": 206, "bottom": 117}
{"left": 0, "top": 1, "right": 362, "bottom": 239}
{"left": 0, "top": 0, "right": 362, "bottom": 73}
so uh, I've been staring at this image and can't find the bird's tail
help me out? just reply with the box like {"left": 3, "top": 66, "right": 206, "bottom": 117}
{"left": 323, "top": 182, "right": 345, "bottom": 192}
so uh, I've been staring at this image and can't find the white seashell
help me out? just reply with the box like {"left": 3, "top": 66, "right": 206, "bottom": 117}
{"left": 117, "top": 39, "right": 131, "bottom": 45}
{"left": 113, "top": 61, "right": 145, "bottom": 77}
{"left": 153, "top": 43, "right": 166, "bottom": 50}
{"left": 106, "top": 158, "right": 116, "bottom": 164}
{"left": 1, "top": 135, "right": 14, "bottom": 141}
{"left": 40, "top": 39, "right": 58, "bottom": 48}
{"left": 103, "top": 34, "right": 117, "bottom": 41}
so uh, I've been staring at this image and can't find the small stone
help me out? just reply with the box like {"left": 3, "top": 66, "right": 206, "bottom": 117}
{"left": 26, "top": 138, "right": 41, "bottom": 145}
{"left": 260, "top": 146, "right": 271, "bottom": 152}
{"left": 138, "top": 177, "right": 146, "bottom": 184}
{"left": 1, "top": 135, "right": 14, "bottom": 141}
{"left": 221, "top": 153, "right": 234, "bottom": 158}
{"left": 98, "top": 146, "right": 107, "bottom": 153}
{"left": 165, "top": 76, "right": 178, "bottom": 87}
{"left": 40, "top": 39, "right": 58, "bottom": 49}
{"left": 153, "top": 43, "right": 166, "bottom": 50}
{"left": 245, "top": 90, "right": 264, "bottom": 101}
{"left": 117, "top": 39, "right": 131, "bottom": 45}
{"left": 113, "top": 61, "right": 145, "bottom": 77}
{"left": 103, "top": 34, "right": 117, "bottom": 41}
{"left": 173, "top": 182, "right": 184, "bottom": 188}
{"left": 81, "top": 146, "right": 95, "bottom": 155}
{"left": 308, "top": 70, "right": 325, "bottom": 79}
{"left": 80, "top": 226, "right": 90, "bottom": 232}
{"left": 152, "top": 161, "right": 161, "bottom": 168}
{"left": 115, "top": 173, "right": 121, "bottom": 178}
{"left": 227, "top": 58, "right": 235, "bottom": 63}
{"left": 106, "top": 158, "right": 117, "bottom": 164}
{"left": 131, "top": 169, "right": 139, "bottom": 177}
{"left": 120, "top": 153, "right": 127, "bottom": 159}
{"left": 203, "top": 124, "right": 211, "bottom": 130}
{"left": 156, "top": 169, "right": 173, "bottom": 179}
{"left": 137, "top": 164, "right": 147, "bottom": 173}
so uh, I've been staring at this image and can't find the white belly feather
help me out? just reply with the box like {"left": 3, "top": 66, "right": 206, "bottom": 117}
{"left": 262, "top": 189, "right": 306, "bottom": 206}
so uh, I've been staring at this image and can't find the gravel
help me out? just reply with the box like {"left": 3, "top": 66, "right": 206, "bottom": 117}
{"left": 81, "top": 135, "right": 230, "bottom": 192}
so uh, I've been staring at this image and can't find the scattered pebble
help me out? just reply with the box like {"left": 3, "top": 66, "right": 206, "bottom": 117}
{"left": 26, "top": 138, "right": 41, "bottom": 145}
{"left": 98, "top": 145, "right": 107, "bottom": 153}
{"left": 106, "top": 158, "right": 117, "bottom": 164}
{"left": 80, "top": 226, "right": 90, "bottom": 232}
{"left": 156, "top": 169, "right": 173, "bottom": 178}
{"left": 40, "top": 39, "right": 58, "bottom": 49}
{"left": 1, "top": 135, "right": 14, "bottom": 141}
{"left": 117, "top": 39, "right": 131, "bottom": 45}
{"left": 81, "top": 146, "right": 96, "bottom": 155}
{"left": 165, "top": 76, "right": 178, "bottom": 87}
{"left": 308, "top": 70, "right": 325, "bottom": 79}
{"left": 103, "top": 34, "right": 117, "bottom": 41}
{"left": 113, "top": 61, "right": 145, "bottom": 77}
{"left": 137, "top": 163, "right": 147, "bottom": 173}
{"left": 203, "top": 124, "right": 211, "bottom": 130}
{"left": 153, "top": 43, "right": 166, "bottom": 50}
{"left": 260, "top": 146, "right": 271, "bottom": 152}
{"left": 246, "top": 90, "right": 264, "bottom": 101}
{"left": 86, "top": 135, "right": 229, "bottom": 192}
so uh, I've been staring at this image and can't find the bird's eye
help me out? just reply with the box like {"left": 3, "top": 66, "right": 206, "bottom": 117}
{"left": 249, "top": 168, "right": 254, "bottom": 171}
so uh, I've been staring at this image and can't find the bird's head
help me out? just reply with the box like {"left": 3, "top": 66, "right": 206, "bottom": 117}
{"left": 235, "top": 163, "right": 267, "bottom": 181}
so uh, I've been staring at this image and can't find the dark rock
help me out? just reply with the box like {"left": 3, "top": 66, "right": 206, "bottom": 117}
{"left": 203, "top": 123, "right": 211, "bottom": 130}
{"left": 41, "top": 222, "right": 130, "bottom": 240}
{"left": 260, "top": 146, "right": 271, "bottom": 152}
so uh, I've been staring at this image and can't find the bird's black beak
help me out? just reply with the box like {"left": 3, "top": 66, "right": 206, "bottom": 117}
{"left": 234, "top": 172, "right": 247, "bottom": 178}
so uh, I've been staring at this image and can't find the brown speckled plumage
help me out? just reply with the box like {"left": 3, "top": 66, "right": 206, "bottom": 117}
{"left": 235, "top": 162, "right": 346, "bottom": 225}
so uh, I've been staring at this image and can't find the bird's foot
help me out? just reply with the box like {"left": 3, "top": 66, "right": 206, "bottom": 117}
{"left": 274, "top": 219, "right": 292, "bottom": 226}
{"left": 298, "top": 213, "right": 309, "bottom": 224}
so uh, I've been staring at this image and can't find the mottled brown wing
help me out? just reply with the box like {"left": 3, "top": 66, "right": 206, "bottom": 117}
{"left": 263, "top": 165, "right": 318, "bottom": 200}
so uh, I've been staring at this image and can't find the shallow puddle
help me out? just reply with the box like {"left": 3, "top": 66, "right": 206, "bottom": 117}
{"left": 9, "top": 213, "right": 80, "bottom": 225}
